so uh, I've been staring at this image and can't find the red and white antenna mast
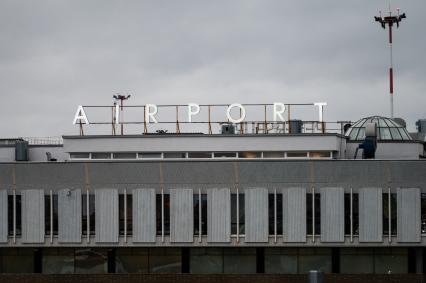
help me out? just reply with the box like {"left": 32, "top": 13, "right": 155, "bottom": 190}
{"left": 374, "top": 3, "right": 406, "bottom": 118}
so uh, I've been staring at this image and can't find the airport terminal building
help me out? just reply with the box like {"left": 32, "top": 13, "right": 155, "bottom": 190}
{"left": 0, "top": 115, "right": 426, "bottom": 280}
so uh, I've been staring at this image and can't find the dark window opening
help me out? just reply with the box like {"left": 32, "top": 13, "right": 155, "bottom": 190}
{"left": 119, "top": 194, "right": 133, "bottom": 236}
{"left": 8, "top": 195, "right": 21, "bottom": 236}
{"left": 156, "top": 194, "right": 170, "bottom": 236}
{"left": 45, "top": 194, "right": 58, "bottom": 236}
{"left": 268, "top": 193, "right": 283, "bottom": 235}
{"left": 307, "top": 193, "right": 321, "bottom": 235}
{"left": 344, "top": 193, "right": 359, "bottom": 235}
{"left": 231, "top": 194, "right": 245, "bottom": 235}
{"left": 82, "top": 194, "right": 96, "bottom": 235}
{"left": 421, "top": 194, "right": 426, "bottom": 234}
{"left": 193, "top": 194, "right": 207, "bottom": 235}
{"left": 383, "top": 193, "right": 397, "bottom": 235}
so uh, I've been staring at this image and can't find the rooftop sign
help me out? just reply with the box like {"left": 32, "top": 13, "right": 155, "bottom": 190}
{"left": 72, "top": 102, "right": 329, "bottom": 135}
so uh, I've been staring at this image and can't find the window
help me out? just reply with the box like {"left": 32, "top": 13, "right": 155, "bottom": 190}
{"left": 309, "top": 152, "right": 331, "bottom": 158}
{"left": 91, "top": 153, "right": 111, "bottom": 159}
{"left": 287, "top": 152, "right": 308, "bottom": 158}
{"left": 75, "top": 248, "right": 108, "bottom": 274}
{"left": 344, "top": 193, "right": 359, "bottom": 236}
{"left": 149, "top": 248, "right": 181, "bottom": 273}
{"left": 45, "top": 194, "right": 58, "bottom": 236}
{"left": 138, "top": 152, "right": 162, "bottom": 159}
{"left": 43, "top": 248, "right": 74, "bottom": 274}
{"left": 193, "top": 194, "right": 207, "bottom": 235}
{"left": 113, "top": 153, "right": 136, "bottom": 159}
{"left": 188, "top": 152, "right": 212, "bottom": 158}
{"left": 239, "top": 152, "right": 261, "bottom": 158}
{"left": 265, "top": 248, "right": 298, "bottom": 274}
{"left": 163, "top": 152, "right": 186, "bottom": 158}
{"left": 298, "top": 248, "right": 332, "bottom": 273}
{"left": 8, "top": 194, "right": 21, "bottom": 236}
{"left": 307, "top": 193, "right": 321, "bottom": 235}
{"left": 213, "top": 152, "right": 237, "bottom": 158}
{"left": 82, "top": 194, "right": 95, "bottom": 235}
{"left": 263, "top": 152, "right": 284, "bottom": 158}
{"left": 119, "top": 194, "right": 133, "bottom": 236}
{"left": 223, "top": 248, "right": 256, "bottom": 274}
{"left": 268, "top": 193, "right": 283, "bottom": 235}
{"left": 373, "top": 248, "right": 408, "bottom": 274}
{"left": 231, "top": 194, "right": 245, "bottom": 235}
{"left": 156, "top": 194, "right": 170, "bottom": 236}
{"left": 115, "top": 248, "right": 149, "bottom": 273}
{"left": 1, "top": 248, "right": 34, "bottom": 273}
{"left": 69, "top": 153, "right": 90, "bottom": 159}
{"left": 422, "top": 193, "right": 426, "bottom": 234}
{"left": 190, "top": 248, "right": 223, "bottom": 273}
{"left": 383, "top": 193, "right": 397, "bottom": 235}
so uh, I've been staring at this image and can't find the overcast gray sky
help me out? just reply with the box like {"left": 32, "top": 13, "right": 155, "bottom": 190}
{"left": 1, "top": 1, "right": 425, "bottom": 137}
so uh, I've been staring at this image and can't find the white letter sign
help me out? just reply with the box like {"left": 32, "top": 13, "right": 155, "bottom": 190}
{"left": 273, "top": 102, "right": 286, "bottom": 122}
{"left": 72, "top": 105, "right": 89, "bottom": 125}
{"left": 226, "top": 103, "right": 246, "bottom": 123}
{"left": 314, "top": 102, "right": 327, "bottom": 122}
{"left": 145, "top": 104, "right": 158, "bottom": 123}
{"left": 187, "top": 103, "right": 200, "bottom": 122}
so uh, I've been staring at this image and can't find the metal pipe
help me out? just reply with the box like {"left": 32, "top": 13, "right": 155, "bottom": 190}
{"left": 236, "top": 187, "right": 239, "bottom": 243}
{"left": 50, "top": 190, "right": 53, "bottom": 244}
{"left": 274, "top": 188, "right": 277, "bottom": 243}
{"left": 350, "top": 188, "right": 353, "bottom": 243}
{"left": 86, "top": 189, "right": 90, "bottom": 244}
{"left": 199, "top": 189, "right": 202, "bottom": 243}
{"left": 124, "top": 189, "right": 127, "bottom": 243}
{"left": 161, "top": 188, "right": 164, "bottom": 243}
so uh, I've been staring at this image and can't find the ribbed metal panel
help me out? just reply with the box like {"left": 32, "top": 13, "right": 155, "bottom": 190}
{"left": 95, "top": 189, "right": 119, "bottom": 243}
{"left": 0, "top": 190, "right": 7, "bottom": 243}
{"left": 397, "top": 187, "right": 421, "bottom": 243}
{"left": 22, "top": 189, "right": 45, "bottom": 243}
{"left": 283, "top": 187, "right": 306, "bottom": 242}
{"left": 245, "top": 188, "right": 268, "bottom": 243}
{"left": 207, "top": 188, "right": 231, "bottom": 242}
{"left": 320, "top": 187, "right": 344, "bottom": 242}
{"left": 170, "top": 188, "right": 193, "bottom": 243}
{"left": 133, "top": 188, "right": 156, "bottom": 243}
{"left": 58, "top": 189, "right": 81, "bottom": 243}
{"left": 359, "top": 187, "right": 383, "bottom": 242}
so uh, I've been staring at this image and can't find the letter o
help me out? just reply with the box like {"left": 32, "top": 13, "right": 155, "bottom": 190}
{"left": 226, "top": 103, "right": 246, "bottom": 123}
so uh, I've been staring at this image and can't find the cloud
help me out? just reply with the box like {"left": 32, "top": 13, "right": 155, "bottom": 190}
{"left": 0, "top": 0, "right": 425, "bottom": 137}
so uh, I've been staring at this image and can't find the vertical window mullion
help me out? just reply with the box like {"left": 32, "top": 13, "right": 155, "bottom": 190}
{"left": 350, "top": 188, "right": 353, "bottom": 243}
{"left": 312, "top": 187, "right": 315, "bottom": 243}
{"left": 161, "top": 188, "right": 164, "bottom": 243}
{"left": 274, "top": 189, "right": 277, "bottom": 243}
{"left": 13, "top": 190, "right": 16, "bottom": 244}
{"left": 86, "top": 189, "right": 90, "bottom": 244}
{"left": 124, "top": 189, "right": 127, "bottom": 242}
{"left": 199, "top": 189, "right": 202, "bottom": 242}
{"left": 50, "top": 190, "right": 53, "bottom": 244}
{"left": 236, "top": 187, "right": 239, "bottom": 243}
{"left": 388, "top": 188, "right": 391, "bottom": 243}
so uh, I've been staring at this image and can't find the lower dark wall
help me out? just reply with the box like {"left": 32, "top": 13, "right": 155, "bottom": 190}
{"left": 0, "top": 274, "right": 424, "bottom": 283}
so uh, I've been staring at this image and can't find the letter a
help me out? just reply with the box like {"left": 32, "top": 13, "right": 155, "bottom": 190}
{"left": 72, "top": 105, "right": 89, "bottom": 124}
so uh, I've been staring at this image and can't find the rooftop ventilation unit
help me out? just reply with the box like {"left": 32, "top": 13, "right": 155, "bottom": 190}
{"left": 221, "top": 123, "right": 235, "bottom": 134}
{"left": 289, "top": 120, "right": 303, "bottom": 134}
{"left": 416, "top": 119, "right": 426, "bottom": 134}
{"left": 15, "top": 140, "right": 29, "bottom": 161}
{"left": 354, "top": 122, "right": 377, "bottom": 159}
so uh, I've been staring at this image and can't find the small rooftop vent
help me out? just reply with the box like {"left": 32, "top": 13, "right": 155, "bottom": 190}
{"left": 416, "top": 119, "right": 426, "bottom": 134}
{"left": 221, "top": 123, "right": 235, "bottom": 134}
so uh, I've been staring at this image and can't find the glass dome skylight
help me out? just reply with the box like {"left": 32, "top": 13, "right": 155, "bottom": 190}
{"left": 345, "top": 116, "right": 412, "bottom": 141}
